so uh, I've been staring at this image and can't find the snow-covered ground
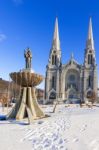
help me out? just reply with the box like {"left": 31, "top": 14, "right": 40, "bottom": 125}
{"left": 0, "top": 104, "right": 99, "bottom": 150}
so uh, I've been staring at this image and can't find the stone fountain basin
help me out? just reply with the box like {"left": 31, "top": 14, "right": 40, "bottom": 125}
{"left": 10, "top": 71, "right": 43, "bottom": 87}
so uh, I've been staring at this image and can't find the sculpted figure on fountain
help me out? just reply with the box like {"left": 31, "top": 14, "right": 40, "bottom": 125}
{"left": 24, "top": 48, "right": 32, "bottom": 69}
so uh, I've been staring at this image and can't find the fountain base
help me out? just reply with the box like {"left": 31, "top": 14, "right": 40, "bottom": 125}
{"left": 7, "top": 87, "right": 45, "bottom": 120}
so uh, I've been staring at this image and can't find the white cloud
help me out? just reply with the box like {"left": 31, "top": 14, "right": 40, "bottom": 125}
{"left": 0, "top": 34, "right": 7, "bottom": 42}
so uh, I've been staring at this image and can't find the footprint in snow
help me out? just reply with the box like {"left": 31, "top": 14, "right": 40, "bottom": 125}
{"left": 51, "top": 145, "right": 58, "bottom": 150}
{"left": 80, "top": 124, "right": 87, "bottom": 132}
{"left": 58, "top": 138, "right": 63, "bottom": 144}
{"left": 38, "top": 120, "right": 44, "bottom": 124}
{"left": 64, "top": 138, "right": 69, "bottom": 143}
{"left": 72, "top": 137, "right": 79, "bottom": 143}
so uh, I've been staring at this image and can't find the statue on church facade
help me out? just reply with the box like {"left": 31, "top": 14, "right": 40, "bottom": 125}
{"left": 24, "top": 48, "right": 32, "bottom": 69}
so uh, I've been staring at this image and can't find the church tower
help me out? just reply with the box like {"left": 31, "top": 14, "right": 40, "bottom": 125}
{"left": 45, "top": 17, "right": 62, "bottom": 102}
{"left": 83, "top": 18, "right": 98, "bottom": 101}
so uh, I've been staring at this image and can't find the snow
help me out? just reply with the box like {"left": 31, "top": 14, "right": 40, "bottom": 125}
{"left": 0, "top": 104, "right": 99, "bottom": 150}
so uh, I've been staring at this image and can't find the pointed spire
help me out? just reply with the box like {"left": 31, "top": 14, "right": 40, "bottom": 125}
{"left": 86, "top": 17, "right": 94, "bottom": 50}
{"left": 52, "top": 17, "right": 60, "bottom": 50}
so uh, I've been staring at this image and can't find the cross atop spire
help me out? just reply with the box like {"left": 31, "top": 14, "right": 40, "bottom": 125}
{"left": 86, "top": 17, "right": 94, "bottom": 50}
{"left": 52, "top": 17, "right": 60, "bottom": 50}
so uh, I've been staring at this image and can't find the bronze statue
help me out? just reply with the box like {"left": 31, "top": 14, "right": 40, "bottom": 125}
{"left": 24, "top": 48, "right": 32, "bottom": 69}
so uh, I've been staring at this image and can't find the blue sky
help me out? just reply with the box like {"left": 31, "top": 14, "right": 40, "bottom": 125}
{"left": 0, "top": 0, "right": 99, "bottom": 89}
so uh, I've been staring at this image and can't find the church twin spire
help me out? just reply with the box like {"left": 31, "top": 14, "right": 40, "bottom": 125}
{"left": 52, "top": 17, "right": 60, "bottom": 51}
{"left": 48, "top": 17, "right": 61, "bottom": 67}
{"left": 50, "top": 17, "right": 95, "bottom": 67}
{"left": 52, "top": 17, "right": 94, "bottom": 52}
{"left": 86, "top": 17, "right": 94, "bottom": 50}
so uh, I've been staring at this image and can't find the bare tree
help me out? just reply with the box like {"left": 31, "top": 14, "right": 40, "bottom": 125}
{"left": 87, "top": 91, "right": 96, "bottom": 105}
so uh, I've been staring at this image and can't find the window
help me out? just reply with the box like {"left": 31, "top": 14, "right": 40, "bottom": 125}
{"left": 66, "top": 74, "right": 76, "bottom": 90}
{"left": 69, "top": 75, "right": 75, "bottom": 82}
{"left": 91, "top": 55, "right": 93, "bottom": 64}
{"left": 52, "top": 76, "right": 55, "bottom": 88}
{"left": 52, "top": 55, "right": 57, "bottom": 65}
{"left": 88, "top": 76, "right": 91, "bottom": 87}
{"left": 88, "top": 54, "right": 93, "bottom": 64}
{"left": 55, "top": 55, "right": 57, "bottom": 65}
{"left": 52, "top": 55, "right": 54, "bottom": 65}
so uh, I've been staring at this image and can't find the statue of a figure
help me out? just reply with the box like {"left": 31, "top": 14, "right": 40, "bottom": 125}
{"left": 24, "top": 48, "right": 32, "bottom": 69}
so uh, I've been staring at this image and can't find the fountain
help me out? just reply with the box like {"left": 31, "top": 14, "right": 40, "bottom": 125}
{"left": 7, "top": 48, "right": 45, "bottom": 120}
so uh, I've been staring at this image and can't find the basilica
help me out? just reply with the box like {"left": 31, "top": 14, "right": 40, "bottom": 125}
{"left": 44, "top": 18, "right": 98, "bottom": 103}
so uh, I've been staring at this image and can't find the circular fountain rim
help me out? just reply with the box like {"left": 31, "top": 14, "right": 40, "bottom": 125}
{"left": 20, "top": 68, "right": 34, "bottom": 73}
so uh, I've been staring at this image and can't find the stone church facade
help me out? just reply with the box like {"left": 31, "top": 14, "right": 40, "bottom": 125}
{"left": 45, "top": 18, "right": 98, "bottom": 103}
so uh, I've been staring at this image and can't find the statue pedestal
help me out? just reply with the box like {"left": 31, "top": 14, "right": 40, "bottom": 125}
{"left": 7, "top": 87, "right": 45, "bottom": 120}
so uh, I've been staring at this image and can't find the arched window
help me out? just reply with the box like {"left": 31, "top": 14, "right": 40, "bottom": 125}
{"left": 52, "top": 55, "right": 57, "bottom": 65}
{"left": 52, "top": 55, "right": 54, "bottom": 65}
{"left": 88, "top": 76, "right": 91, "bottom": 87}
{"left": 88, "top": 54, "right": 93, "bottom": 64}
{"left": 55, "top": 55, "right": 57, "bottom": 65}
{"left": 91, "top": 55, "right": 93, "bottom": 64}
{"left": 69, "top": 74, "right": 75, "bottom": 82}
{"left": 52, "top": 76, "right": 55, "bottom": 88}
{"left": 67, "top": 74, "right": 76, "bottom": 89}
